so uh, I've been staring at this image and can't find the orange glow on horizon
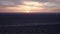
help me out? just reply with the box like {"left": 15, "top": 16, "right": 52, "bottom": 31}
{"left": 0, "top": 1, "right": 60, "bottom": 13}
{"left": 26, "top": 11, "right": 30, "bottom": 13}
{"left": 3, "top": 1, "right": 44, "bottom": 13}
{"left": 0, "top": 8, "right": 60, "bottom": 13}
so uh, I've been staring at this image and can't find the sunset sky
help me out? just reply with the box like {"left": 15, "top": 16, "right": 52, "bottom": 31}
{"left": 0, "top": 0, "right": 60, "bottom": 13}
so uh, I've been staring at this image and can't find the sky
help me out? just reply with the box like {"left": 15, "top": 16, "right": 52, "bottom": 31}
{"left": 0, "top": 0, "right": 60, "bottom": 13}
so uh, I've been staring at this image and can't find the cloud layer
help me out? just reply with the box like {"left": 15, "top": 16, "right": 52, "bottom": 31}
{"left": 0, "top": 0, "right": 60, "bottom": 13}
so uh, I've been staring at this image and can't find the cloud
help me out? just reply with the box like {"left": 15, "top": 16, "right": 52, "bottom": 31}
{"left": 0, "top": 0, "right": 23, "bottom": 7}
{"left": 0, "top": 0, "right": 60, "bottom": 8}
{"left": 43, "top": 2, "right": 60, "bottom": 9}
{"left": 0, "top": 1, "right": 60, "bottom": 10}
{"left": 0, "top": 1, "right": 15, "bottom": 6}
{"left": 0, "top": 0, "right": 60, "bottom": 13}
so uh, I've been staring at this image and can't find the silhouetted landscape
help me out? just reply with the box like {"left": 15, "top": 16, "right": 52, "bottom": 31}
{"left": 0, "top": 13, "right": 60, "bottom": 34}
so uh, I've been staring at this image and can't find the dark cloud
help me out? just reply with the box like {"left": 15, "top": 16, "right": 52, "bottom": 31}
{"left": 0, "top": 0, "right": 23, "bottom": 7}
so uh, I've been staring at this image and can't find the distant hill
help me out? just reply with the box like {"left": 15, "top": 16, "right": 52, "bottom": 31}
{"left": 0, "top": 13, "right": 60, "bottom": 34}
{"left": 0, "top": 13, "right": 60, "bottom": 25}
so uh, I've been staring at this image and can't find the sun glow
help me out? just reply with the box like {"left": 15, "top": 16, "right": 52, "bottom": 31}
{"left": 26, "top": 11, "right": 30, "bottom": 13}
{"left": 5, "top": 1, "right": 45, "bottom": 13}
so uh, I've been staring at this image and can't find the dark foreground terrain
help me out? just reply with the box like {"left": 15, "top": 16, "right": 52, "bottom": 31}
{"left": 0, "top": 13, "right": 60, "bottom": 34}
{"left": 0, "top": 24, "right": 60, "bottom": 34}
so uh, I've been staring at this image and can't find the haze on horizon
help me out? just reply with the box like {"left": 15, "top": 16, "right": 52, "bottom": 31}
{"left": 0, "top": 0, "right": 60, "bottom": 13}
